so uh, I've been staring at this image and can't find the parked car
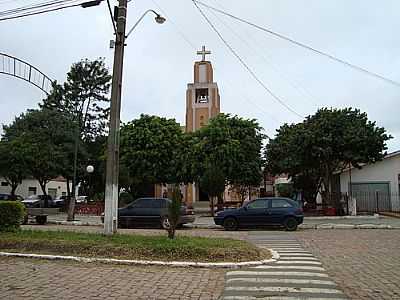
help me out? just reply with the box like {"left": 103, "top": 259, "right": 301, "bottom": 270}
{"left": 76, "top": 196, "right": 88, "bottom": 204}
{"left": 214, "top": 197, "right": 304, "bottom": 231}
{"left": 22, "top": 195, "right": 54, "bottom": 208}
{"left": 0, "top": 193, "right": 23, "bottom": 201}
{"left": 53, "top": 195, "right": 70, "bottom": 208}
{"left": 101, "top": 197, "right": 196, "bottom": 229}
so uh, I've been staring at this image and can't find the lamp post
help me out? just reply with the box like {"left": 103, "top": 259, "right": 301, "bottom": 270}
{"left": 103, "top": 5, "right": 166, "bottom": 235}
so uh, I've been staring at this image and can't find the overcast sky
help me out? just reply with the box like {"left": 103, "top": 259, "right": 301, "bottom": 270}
{"left": 0, "top": 0, "right": 399, "bottom": 151}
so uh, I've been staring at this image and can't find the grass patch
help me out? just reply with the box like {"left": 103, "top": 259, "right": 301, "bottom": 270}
{"left": 0, "top": 230, "right": 270, "bottom": 262}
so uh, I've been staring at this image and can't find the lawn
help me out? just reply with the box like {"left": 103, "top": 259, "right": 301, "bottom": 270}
{"left": 0, "top": 230, "right": 270, "bottom": 262}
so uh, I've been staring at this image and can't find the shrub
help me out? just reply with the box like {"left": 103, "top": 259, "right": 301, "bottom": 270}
{"left": 0, "top": 201, "right": 26, "bottom": 231}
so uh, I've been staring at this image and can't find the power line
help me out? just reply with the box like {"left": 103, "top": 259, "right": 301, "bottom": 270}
{"left": 0, "top": 0, "right": 100, "bottom": 21}
{"left": 194, "top": 0, "right": 400, "bottom": 88}
{"left": 204, "top": 3, "right": 320, "bottom": 108}
{"left": 151, "top": 0, "right": 281, "bottom": 134}
{"left": 0, "top": 0, "right": 78, "bottom": 16}
{"left": 191, "top": 0, "right": 303, "bottom": 118}
{"left": 106, "top": 0, "right": 116, "bottom": 35}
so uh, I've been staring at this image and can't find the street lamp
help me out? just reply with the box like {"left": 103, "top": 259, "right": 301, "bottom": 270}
{"left": 86, "top": 165, "right": 94, "bottom": 174}
{"left": 103, "top": 5, "right": 166, "bottom": 235}
{"left": 126, "top": 9, "right": 166, "bottom": 38}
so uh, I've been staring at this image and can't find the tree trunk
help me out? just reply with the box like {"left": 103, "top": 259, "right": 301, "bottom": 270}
{"left": 10, "top": 182, "right": 18, "bottom": 199}
{"left": 210, "top": 196, "right": 215, "bottom": 217}
{"left": 67, "top": 195, "right": 76, "bottom": 221}
{"left": 38, "top": 180, "right": 48, "bottom": 207}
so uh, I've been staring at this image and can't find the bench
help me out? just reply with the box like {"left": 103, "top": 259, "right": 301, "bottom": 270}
{"left": 24, "top": 208, "right": 60, "bottom": 225}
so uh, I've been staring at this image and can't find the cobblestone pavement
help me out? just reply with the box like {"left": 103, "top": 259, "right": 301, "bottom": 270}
{"left": 0, "top": 257, "right": 225, "bottom": 300}
{"left": 295, "top": 230, "right": 400, "bottom": 300}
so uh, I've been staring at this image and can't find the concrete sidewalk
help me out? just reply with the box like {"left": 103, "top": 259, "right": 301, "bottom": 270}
{"left": 47, "top": 214, "right": 400, "bottom": 229}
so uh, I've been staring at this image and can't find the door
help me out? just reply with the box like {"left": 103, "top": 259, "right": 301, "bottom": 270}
{"left": 268, "top": 198, "right": 295, "bottom": 224}
{"left": 240, "top": 199, "right": 270, "bottom": 226}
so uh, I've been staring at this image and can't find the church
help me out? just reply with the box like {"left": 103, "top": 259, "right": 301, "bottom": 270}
{"left": 155, "top": 46, "right": 255, "bottom": 208}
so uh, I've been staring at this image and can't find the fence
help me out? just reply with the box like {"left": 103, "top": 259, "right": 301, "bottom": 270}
{"left": 74, "top": 202, "right": 104, "bottom": 216}
{"left": 305, "top": 192, "right": 400, "bottom": 216}
{"left": 351, "top": 191, "right": 400, "bottom": 214}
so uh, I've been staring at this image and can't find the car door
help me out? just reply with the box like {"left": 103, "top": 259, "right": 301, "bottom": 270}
{"left": 240, "top": 199, "right": 269, "bottom": 226}
{"left": 268, "top": 198, "right": 294, "bottom": 224}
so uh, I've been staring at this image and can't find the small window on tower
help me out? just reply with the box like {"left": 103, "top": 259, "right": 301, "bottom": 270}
{"left": 196, "top": 88, "right": 209, "bottom": 103}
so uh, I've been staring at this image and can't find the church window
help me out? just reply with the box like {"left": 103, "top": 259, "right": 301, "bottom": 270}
{"left": 196, "top": 88, "right": 209, "bottom": 103}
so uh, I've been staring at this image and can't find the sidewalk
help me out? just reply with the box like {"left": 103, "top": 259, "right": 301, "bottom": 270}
{"left": 47, "top": 214, "right": 400, "bottom": 229}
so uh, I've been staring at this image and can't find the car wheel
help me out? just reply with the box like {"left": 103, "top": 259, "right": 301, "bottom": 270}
{"left": 284, "top": 217, "right": 298, "bottom": 231}
{"left": 161, "top": 216, "right": 171, "bottom": 230}
{"left": 223, "top": 217, "right": 238, "bottom": 231}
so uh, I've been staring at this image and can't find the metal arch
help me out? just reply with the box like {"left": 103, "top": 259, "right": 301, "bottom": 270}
{"left": 0, "top": 52, "right": 54, "bottom": 95}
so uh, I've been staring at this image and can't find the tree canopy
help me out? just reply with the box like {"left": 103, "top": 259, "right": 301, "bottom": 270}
{"left": 265, "top": 107, "right": 392, "bottom": 203}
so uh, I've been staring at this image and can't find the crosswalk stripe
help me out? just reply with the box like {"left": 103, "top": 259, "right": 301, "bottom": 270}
{"left": 226, "top": 278, "right": 337, "bottom": 285}
{"left": 277, "top": 260, "right": 322, "bottom": 265}
{"left": 252, "top": 265, "right": 325, "bottom": 271}
{"left": 226, "top": 271, "right": 330, "bottom": 277}
{"left": 223, "top": 296, "right": 348, "bottom": 300}
{"left": 226, "top": 286, "right": 344, "bottom": 294}
{"left": 279, "top": 257, "right": 318, "bottom": 260}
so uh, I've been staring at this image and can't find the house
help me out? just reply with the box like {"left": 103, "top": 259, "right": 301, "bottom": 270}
{"left": 339, "top": 150, "right": 400, "bottom": 212}
{"left": 0, "top": 176, "right": 71, "bottom": 199}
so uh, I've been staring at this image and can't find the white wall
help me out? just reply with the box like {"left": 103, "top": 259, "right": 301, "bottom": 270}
{"left": 0, "top": 177, "right": 71, "bottom": 199}
{"left": 339, "top": 154, "right": 400, "bottom": 210}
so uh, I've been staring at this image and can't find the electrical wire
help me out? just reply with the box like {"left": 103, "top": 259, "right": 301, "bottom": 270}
{"left": 0, "top": 0, "right": 78, "bottom": 16}
{"left": 205, "top": 4, "right": 320, "bottom": 108}
{"left": 106, "top": 0, "right": 117, "bottom": 35}
{"left": 194, "top": 0, "right": 400, "bottom": 88}
{"left": 151, "top": 0, "right": 280, "bottom": 135}
{"left": 192, "top": 0, "right": 303, "bottom": 118}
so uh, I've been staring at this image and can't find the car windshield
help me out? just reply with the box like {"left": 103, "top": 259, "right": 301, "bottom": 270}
{"left": 26, "top": 195, "right": 39, "bottom": 200}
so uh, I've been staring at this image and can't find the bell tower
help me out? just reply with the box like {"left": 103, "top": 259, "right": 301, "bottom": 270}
{"left": 184, "top": 46, "right": 221, "bottom": 206}
{"left": 185, "top": 46, "right": 220, "bottom": 132}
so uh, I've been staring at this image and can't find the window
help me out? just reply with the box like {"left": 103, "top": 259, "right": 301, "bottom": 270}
{"left": 1, "top": 182, "right": 8, "bottom": 186}
{"left": 271, "top": 199, "right": 293, "bottom": 208}
{"left": 28, "top": 187, "right": 37, "bottom": 196}
{"left": 48, "top": 188, "right": 57, "bottom": 198}
{"left": 150, "top": 199, "right": 163, "bottom": 208}
{"left": 132, "top": 199, "right": 150, "bottom": 208}
{"left": 195, "top": 88, "right": 209, "bottom": 103}
{"left": 247, "top": 199, "right": 268, "bottom": 209}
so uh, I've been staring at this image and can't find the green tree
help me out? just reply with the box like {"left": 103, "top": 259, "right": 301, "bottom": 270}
{"left": 120, "top": 115, "right": 187, "bottom": 196}
{"left": 199, "top": 159, "right": 226, "bottom": 216}
{"left": 166, "top": 185, "right": 182, "bottom": 239}
{"left": 265, "top": 108, "right": 391, "bottom": 205}
{"left": 41, "top": 58, "right": 111, "bottom": 220}
{"left": 196, "top": 114, "right": 265, "bottom": 205}
{"left": 0, "top": 140, "right": 28, "bottom": 198}
{"left": 2, "top": 109, "right": 75, "bottom": 205}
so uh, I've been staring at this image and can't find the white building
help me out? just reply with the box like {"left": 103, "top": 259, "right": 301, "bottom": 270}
{"left": 339, "top": 150, "right": 400, "bottom": 212}
{"left": 0, "top": 176, "right": 71, "bottom": 199}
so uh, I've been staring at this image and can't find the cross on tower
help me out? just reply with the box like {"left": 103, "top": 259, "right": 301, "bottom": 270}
{"left": 197, "top": 45, "right": 211, "bottom": 61}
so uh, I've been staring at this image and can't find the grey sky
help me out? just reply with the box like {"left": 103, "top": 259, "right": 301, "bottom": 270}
{"left": 0, "top": 0, "right": 399, "bottom": 151}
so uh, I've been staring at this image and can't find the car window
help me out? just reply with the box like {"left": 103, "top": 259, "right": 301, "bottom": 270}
{"left": 150, "top": 200, "right": 163, "bottom": 208}
{"left": 132, "top": 199, "right": 151, "bottom": 208}
{"left": 271, "top": 199, "right": 293, "bottom": 208}
{"left": 247, "top": 199, "right": 268, "bottom": 209}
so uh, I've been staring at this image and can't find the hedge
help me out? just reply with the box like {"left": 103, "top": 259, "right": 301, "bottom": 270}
{"left": 0, "top": 201, "right": 26, "bottom": 231}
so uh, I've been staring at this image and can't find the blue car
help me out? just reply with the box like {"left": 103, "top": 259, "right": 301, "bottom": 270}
{"left": 214, "top": 197, "right": 304, "bottom": 231}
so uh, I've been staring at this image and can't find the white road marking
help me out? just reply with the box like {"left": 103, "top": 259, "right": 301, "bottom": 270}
{"left": 276, "top": 260, "right": 322, "bottom": 265}
{"left": 226, "top": 286, "right": 344, "bottom": 294}
{"left": 223, "top": 296, "right": 348, "bottom": 300}
{"left": 226, "top": 277, "right": 337, "bottom": 286}
{"left": 252, "top": 265, "right": 325, "bottom": 271}
{"left": 226, "top": 271, "right": 329, "bottom": 277}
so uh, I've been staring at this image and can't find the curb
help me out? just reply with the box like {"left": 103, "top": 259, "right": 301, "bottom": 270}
{"left": 0, "top": 250, "right": 278, "bottom": 269}
{"left": 45, "top": 221, "right": 400, "bottom": 230}
{"left": 300, "top": 223, "right": 400, "bottom": 230}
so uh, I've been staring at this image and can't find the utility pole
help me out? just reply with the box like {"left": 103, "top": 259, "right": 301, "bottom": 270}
{"left": 104, "top": 0, "right": 127, "bottom": 235}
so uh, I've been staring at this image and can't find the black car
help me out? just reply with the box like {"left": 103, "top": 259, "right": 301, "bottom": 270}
{"left": 104, "top": 197, "right": 196, "bottom": 229}
{"left": 21, "top": 195, "right": 54, "bottom": 208}
{"left": 214, "top": 197, "right": 304, "bottom": 231}
{"left": 0, "top": 193, "right": 23, "bottom": 201}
